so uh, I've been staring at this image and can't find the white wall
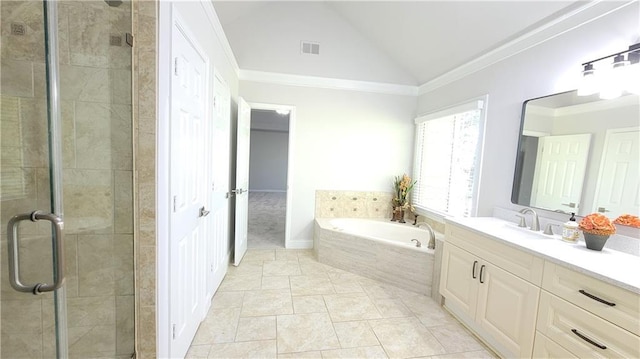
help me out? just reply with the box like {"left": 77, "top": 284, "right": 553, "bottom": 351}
{"left": 249, "top": 130, "right": 289, "bottom": 191}
{"left": 240, "top": 81, "right": 417, "bottom": 245}
{"left": 417, "top": 3, "right": 639, "bottom": 217}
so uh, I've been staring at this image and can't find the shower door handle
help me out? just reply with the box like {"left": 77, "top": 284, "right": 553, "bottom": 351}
{"left": 7, "top": 211, "right": 65, "bottom": 295}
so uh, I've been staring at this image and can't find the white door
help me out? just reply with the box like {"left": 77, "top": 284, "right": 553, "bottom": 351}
{"left": 531, "top": 134, "right": 591, "bottom": 211}
{"left": 169, "top": 17, "right": 208, "bottom": 358}
{"left": 206, "top": 72, "right": 231, "bottom": 300}
{"left": 234, "top": 98, "right": 251, "bottom": 266}
{"left": 593, "top": 128, "right": 640, "bottom": 217}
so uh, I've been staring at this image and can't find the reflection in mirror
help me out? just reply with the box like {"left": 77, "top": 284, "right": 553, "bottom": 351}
{"left": 512, "top": 91, "right": 639, "bottom": 219}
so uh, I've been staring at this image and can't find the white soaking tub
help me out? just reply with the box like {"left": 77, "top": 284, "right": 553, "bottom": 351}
{"left": 314, "top": 218, "right": 437, "bottom": 295}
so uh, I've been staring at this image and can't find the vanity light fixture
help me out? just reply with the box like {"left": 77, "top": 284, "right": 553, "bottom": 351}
{"left": 578, "top": 42, "right": 640, "bottom": 98}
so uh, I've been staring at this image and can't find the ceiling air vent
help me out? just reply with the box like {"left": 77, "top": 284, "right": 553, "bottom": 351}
{"left": 301, "top": 41, "right": 320, "bottom": 55}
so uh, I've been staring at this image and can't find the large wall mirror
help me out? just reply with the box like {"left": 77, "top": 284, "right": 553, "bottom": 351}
{"left": 512, "top": 90, "right": 639, "bottom": 220}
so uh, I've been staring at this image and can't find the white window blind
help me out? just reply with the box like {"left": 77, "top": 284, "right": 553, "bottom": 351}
{"left": 412, "top": 99, "right": 485, "bottom": 217}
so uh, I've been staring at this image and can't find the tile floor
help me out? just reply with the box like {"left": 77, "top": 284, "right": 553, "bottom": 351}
{"left": 186, "top": 249, "right": 496, "bottom": 359}
{"left": 248, "top": 192, "right": 287, "bottom": 249}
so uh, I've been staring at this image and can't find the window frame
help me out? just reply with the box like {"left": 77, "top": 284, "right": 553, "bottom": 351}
{"left": 412, "top": 95, "right": 488, "bottom": 220}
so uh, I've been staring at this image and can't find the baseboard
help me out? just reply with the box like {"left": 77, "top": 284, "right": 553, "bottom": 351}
{"left": 286, "top": 239, "right": 313, "bottom": 249}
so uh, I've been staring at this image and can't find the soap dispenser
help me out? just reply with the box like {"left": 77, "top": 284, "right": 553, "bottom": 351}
{"left": 561, "top": 212, "right": 579, "bottom": 243}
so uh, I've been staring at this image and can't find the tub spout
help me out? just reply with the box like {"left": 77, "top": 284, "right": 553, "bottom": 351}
{"left": 416, "top": 222, "right": 436, "bottom": 249}
{"left": 411, "top": 239, "right": 422, "bottom": 247}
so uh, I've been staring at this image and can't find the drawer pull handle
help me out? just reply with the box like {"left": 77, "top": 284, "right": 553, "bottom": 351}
{"left": 571, "top": 329, "right": 607, "bottom": 350}
{"left": 472, "top": 261, "right": 478, "bottom": 279}
{"left": 479, "top": 264, "right": 486, "bottom": 284}
{"left": 579, "top": 290, "right": 616, "bottom": 307}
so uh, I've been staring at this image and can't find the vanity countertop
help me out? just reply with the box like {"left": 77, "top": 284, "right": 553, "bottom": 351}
{"left": 445, "top": 216, "right": 640, "bottom": 294}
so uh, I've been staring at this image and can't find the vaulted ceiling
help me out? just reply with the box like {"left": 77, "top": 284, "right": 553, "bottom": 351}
{"left": 212, "top": 1, "right": 581, "bottom": 86}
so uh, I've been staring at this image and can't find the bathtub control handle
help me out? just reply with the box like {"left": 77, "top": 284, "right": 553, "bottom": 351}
{"left": 472, "top": 261, "right": 478, "bottom": 279}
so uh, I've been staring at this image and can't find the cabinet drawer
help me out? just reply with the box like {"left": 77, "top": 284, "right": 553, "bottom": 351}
{"left": 446, "top": 224, "right": 544, "bottom": 285}
{"left": 532, "top": 331, "right": 577, "bottom": 359}
{"left": 542, "top": 261, "right": 640, "bottom": 336}
{"left": 537, "top": 291, "right": 640, "bottom": 358}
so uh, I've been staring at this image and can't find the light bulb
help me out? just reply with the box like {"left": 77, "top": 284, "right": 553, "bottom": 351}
{"left": 600, "top": 55, "right": 627, "bottom": 99}
{"left": 624, "top": 62, "right": 640, "bottom": 95}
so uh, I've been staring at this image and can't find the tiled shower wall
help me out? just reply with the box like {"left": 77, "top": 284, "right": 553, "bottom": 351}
{"left": 0, "top": 1, "right": 134, "bottom": 357}
{"left": 132, "top": 0, "right": 158, "bottom": 358}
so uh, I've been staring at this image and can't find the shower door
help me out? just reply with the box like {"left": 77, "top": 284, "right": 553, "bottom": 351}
{"left": 1, "top": 0, "right": 135, "bottom": 357}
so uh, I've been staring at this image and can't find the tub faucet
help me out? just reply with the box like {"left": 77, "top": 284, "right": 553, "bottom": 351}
{"left": 416, "top": 222, "right": 436, "bottom": 249}
{"left": 518, "top": 207, "right": 540, "bottom": 231}
{"left": 411, "top": 239, "right": 422, "bottom": 247}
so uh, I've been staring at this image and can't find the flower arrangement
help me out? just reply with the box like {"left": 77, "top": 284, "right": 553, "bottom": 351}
{"left": 578, "top": 213, "right": 616, "bottom": 236}
{"left": 614, "top": 214, "right": 640, "bottom": 228}
{"left": 392, "top": 174, "right": 416, "bottom": 216}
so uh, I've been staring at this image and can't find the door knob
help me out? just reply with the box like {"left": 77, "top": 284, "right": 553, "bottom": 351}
{"left": 199, "top": 206, "right": 210, "bottom": 217}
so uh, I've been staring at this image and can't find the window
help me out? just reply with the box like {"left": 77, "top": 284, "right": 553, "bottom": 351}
{"left": 412, "top": 97, "right": 486, "bottom": 217}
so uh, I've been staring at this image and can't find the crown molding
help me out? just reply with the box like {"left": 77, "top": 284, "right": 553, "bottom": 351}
{"left": 418, "top": 0, "right": 636, "bottom": 96}
{"left": 239, "top": 70, "right": 419, "bottom": 97}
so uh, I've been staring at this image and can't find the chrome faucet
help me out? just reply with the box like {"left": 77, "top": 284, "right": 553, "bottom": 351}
{"left": 518, "top": 207, "right": 540, "bottom": 231}
{"left": 411, "top": 239, "right": 422, "bottom": 247}
{"left": 416, "top": 222, "right": 436, "bottom": 249}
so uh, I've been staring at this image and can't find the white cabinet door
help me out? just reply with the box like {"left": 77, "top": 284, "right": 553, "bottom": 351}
{"left": 440, "top": 243, "right": 479, "bottom": 318}
{"left": 476, "top": 262, "right": 540, "bottom": 358}
{"left": 532, "top": 332, "right": 577, "bottom": 359}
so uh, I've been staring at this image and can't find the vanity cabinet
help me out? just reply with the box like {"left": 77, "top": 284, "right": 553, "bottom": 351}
{"left": 440, "top": 225, "right": 543, "bottom": 358}
{"left": 534, "top": 262, "right": 640, "bottom": 358}
{"left": 442, "top": 217, "right": 640, "bottom": 359}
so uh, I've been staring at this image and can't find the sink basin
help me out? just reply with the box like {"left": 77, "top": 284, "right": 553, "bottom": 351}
{"left": 497, "top": 221, "right": 555, "bottom": 240}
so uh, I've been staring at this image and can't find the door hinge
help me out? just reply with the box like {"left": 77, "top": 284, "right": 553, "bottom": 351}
{"left": 174, "top": 57, "right": 179, "bottom": 76}
{"left": 172, "top": 324, "right": 177, "bottom": 339}
{"left": 173, "top": 196, "right": 177, "bottom": 212}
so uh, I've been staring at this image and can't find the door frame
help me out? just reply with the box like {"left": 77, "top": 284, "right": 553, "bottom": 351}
{"left": 247, "top": 102, "right": 295, "bottom": 248}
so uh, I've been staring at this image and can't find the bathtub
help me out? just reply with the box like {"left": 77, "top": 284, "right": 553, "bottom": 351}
{"left": 314, "top": 218, "right": 438, "bottom": 296}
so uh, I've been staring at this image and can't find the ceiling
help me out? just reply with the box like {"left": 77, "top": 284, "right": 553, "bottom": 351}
{"left": 212, "top": 0, "right": 582, "bottom": 86}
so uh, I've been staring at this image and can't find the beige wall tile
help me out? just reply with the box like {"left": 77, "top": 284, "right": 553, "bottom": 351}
{"left": 138, "top": 244, "right": 155, "bottom": 307}
{"left": 63, "top": 169, "right": 113, "bottom": 234}
{"left": 59, "top": 65, "right": 110, "bottom": 103}
{"left": 111, "top": 69, "right": 133, "bottom": 105}
{"left": 111, "top": 104, "right": 133, "bottom": 170}
{"left": 0, "top": 60, "right": 33, "bottom": 97}
{"left": 137, "top": 50, "right": 156, "bottom": 119}
{"left": 75, "top": 102, "right": 112, "bottom": 169}
{"left": 78, "top": 234, "right": 114, "bottom": 296}
{"left": 1, "top": 299, "right": 42, "bottom": 334}
{"left": 137, "top": 305, "right": 156, "bottom": 358}
{"left": 67, "top": 2, "right": 110, "bottom": 68}
{"left": 114, "top": 171, "right": 134, "bottom": 234}
{"left": 114, "top": 234, "right": 134, "bottom": 295}
{"left": 116, "top": 295, "right": 135, "bottom": 355}
{"left": 0, "top": 1, "right": 45, "bottom": 62}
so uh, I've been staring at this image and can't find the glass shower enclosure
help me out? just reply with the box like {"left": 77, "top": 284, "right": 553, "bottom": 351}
{"left": 1, "top": 0, "right": 134, "bottom": 357}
